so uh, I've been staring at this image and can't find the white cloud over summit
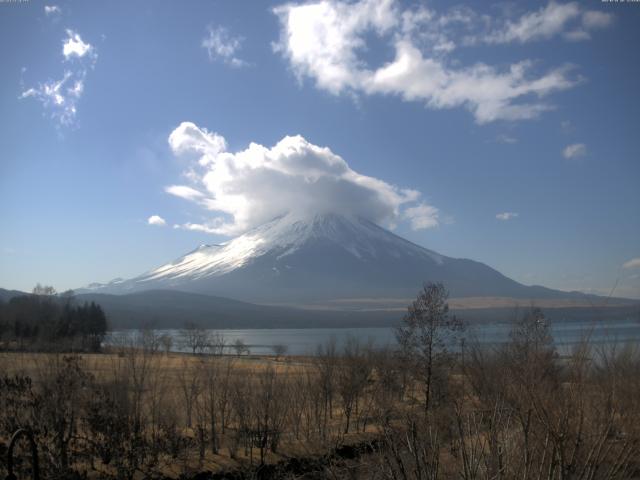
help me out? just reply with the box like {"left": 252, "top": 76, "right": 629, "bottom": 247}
{"left": 273, "top": 0, "right": 612, "bottom": 123}
{"left": 165, "top": 122, "right": 439, "bottom": 235}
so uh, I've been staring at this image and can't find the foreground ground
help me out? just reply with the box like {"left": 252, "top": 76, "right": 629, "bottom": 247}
{"left": 1, "top": 324, "right": 640, "bottom": 479}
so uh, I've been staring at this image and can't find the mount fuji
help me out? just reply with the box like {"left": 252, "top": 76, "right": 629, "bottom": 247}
{"left": 85, "top": 213, "right": 588, "bottom": 307}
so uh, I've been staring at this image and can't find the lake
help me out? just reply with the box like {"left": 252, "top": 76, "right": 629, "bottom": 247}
{"left": 108, "top": 318, "right": 640, "bottom": 356}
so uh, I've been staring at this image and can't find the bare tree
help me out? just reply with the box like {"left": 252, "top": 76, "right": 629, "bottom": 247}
{"left": 140, "top": 327, "right": 161, "bottom": 354}
{"left": 271, "top": 343, "right": 288, "bottom": 359}
{"left": 370, "top": 346, "right": 406, "bottom": 426}
{"left": 396, "top": 282, "right": 463, "bottom": 413}
{"left": 314, "top": 336, "right": 338, "bottom": 432}
{"left": 32, "top": 283, "right": 56, "bottom": 296}
{"left": 337, "top": 337, "right": 372, "bottom": 433}
{"left": 159, "top": 333, "right": 173, "bottom": 355}
{"left": 177, "top": 357, "right": 202, "bottom": 428}
{"left": 207, "top": 332, "right": 226, "bottom": 356}
{"left": 200, "top": 354, "right": 233, "bottom": 454}
{"left": 180, "top": 322, "right": 211, "bottom": 355}
{"left": 232, "top": 338, "right": 250, "bottom": 356}
{"left": 216, "top": 356, "right": 235, "bottom": 435}
{"left": 250, "top": 366, "right": 289, "bottom": 464}
{"left": 35, "top": 355, "right": 93, "bottom": 475}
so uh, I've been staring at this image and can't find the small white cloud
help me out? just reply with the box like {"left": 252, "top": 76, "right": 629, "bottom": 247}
{"left": 44, "top": 5, "right": 61, "bottom": 16}
{"left": 201, "top": 26, "right": 246, "bottom": 67}
{"left": 147, "top": 215, "right": 167, "bottom": 227}
{"left": 496, "top": 212, "right": 519, "bottom": 221}
{"left": 563, "top": 143, "right": 587, "bottom": 159}
{"left": 62, "top": 29, "right": 94, "bottom": 60}
{"left": 623, "top": 258, "right": 640, "bottom": 269}
{"left": 165, "top": 122, "right": 436, "bottom": 235}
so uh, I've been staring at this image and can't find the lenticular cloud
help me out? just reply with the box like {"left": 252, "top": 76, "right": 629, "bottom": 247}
{"left": 166, "top": 122, "right": 438, "bottom": 235}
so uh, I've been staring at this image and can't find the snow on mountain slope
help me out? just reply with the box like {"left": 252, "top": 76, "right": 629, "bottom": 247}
{"left": 84, "top": 212, "right": 582, "bottom": 304}
{"left": 140, "top": 213, "right": 444, "bottom": 284}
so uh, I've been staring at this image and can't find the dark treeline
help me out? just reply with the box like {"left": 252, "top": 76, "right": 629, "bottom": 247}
{"left": 0, "top": 284, "right": 107, "bottom": 352}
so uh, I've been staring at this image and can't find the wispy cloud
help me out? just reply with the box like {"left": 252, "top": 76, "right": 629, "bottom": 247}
{"left": 20, "top": 29, "right": 97, "bottom": 126}
{"left": 496, "top": 134, "right": 518, "bottom": 144}
{"left": 496, "top": 212, "right": 519, "bottom": 221}
{"left": 147, "top": 215, "right": 167, "bottom": 227}
{"left": 20, "top": 71, "right": 86, "bottom": 126}
{"left": 165, "top": 185, "right": 205, "bottom": 201}
{"left": 166, "top": 121, "right": 438, "bottom": 235}
{"left": 623, "top": 258, "right": 640, "bottom": 269}
{"left": 581, "top": 11, "right": 615, "bottom": 32}
{"left": 560, "top": 119, "right": 574, "bottom": 133}
{"left": 202, "top": 26, "right": 247, "bottom": 67}
{"left": 477, "top": 2, "right": 613, "bottom": 45}
{"left": 273, "top": 0, "right": 609, "bottom": 123}
{"left": 563, "top": 143, "right": 587, "bottom": 159}
{"left": 174, "top": 222, "right": 223, "bottom": 234}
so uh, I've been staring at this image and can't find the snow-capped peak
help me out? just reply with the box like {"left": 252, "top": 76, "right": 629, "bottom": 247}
{"left": 135, "top": 212, "right": 443, "bottom": 285}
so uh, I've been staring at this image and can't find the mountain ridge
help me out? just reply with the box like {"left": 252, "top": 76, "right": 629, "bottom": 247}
{"left": 80, "top": 212, "right": 619, "bottom": 306}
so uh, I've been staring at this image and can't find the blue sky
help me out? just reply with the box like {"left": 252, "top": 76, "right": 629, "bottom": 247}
{"left": 1, "top": 0, "right": 639, "bottom": 298}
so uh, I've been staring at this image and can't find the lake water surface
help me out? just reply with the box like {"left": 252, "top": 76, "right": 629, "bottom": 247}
{"left": 109, "top": 318, "right": 640, "bottom": 356}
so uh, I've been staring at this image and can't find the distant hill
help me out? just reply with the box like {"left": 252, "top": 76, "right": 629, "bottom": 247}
{"left": 75, "top": 290, "right": 397, "bottom": 329}
{"left": 0, "top": 288, "right": 28, "bottom": 302}
{"left": 76, "top": 289, "right": 640, "bottom": 329}
{"left": 2, "top": 287, "right": 638, "bottom": 329}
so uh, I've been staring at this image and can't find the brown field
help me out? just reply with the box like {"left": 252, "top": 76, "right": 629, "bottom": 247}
{"left": 0, "top": 347, "right": 383, "bottom": 479}
{"left": 0, "top": 350, "right": 312, "bottom": 377}
{"left": 1, "top": 324, "right": 640, "bottom": 480}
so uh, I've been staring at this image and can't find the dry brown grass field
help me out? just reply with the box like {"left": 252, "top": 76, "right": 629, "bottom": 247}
{"left": 1, "top": 306, "right": 640, "bottom": 479}
{"left": 0, "top": 347, "right": 386, "bottom": 479}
